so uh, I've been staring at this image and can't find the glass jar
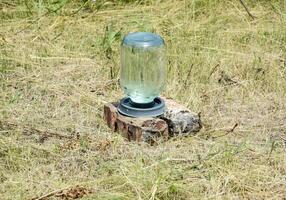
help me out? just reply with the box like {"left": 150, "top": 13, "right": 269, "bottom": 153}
{"left": 120, "top": 32, "right": 166, "bottom": 104}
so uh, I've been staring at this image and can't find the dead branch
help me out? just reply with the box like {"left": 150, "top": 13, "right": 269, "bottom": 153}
{"left": 183, "top": 64, "right": 194, "bottom": 87}
{"left": 0, "top": 120, "right": 73, "bottom": 141}
{"left": 32, "top": 186, "right": 72, "bottom": 200}
{"left": 239, "top": 0, "right": 255, "bottom": 20}
{"left": 27, "top": 127, "right": 73, "bottom": 140}
{"left": 208, "top": 64, "right": 220, "bottom": 79}
{"left": 226, "top": 123, "right": 239, "bottom": 133}
{"left": 207, "top": 123, "right": 239, "bottom": 138}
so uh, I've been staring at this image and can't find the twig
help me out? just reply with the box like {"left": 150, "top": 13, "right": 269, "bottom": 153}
{"left": 70, "top": 0, "right": 92, "bottom": 16}
{"left": 1, "top": 120, "right": 73, "bottom": 141}
{"left": 1, "top": 1, "right": 16, "bottom": 7}
{"left": 27, "top": 127, "right": 73, "bottom": 140}
{"left": 238, "top": 0, "right": 255, "bottom": 20}
{"left": 208, "top": 64, "right": 220, "bottom": 79}
{"left": 144, "top": 158, "right": 195, "bottom": 169}
{"left": 208, "top": 123, "right": 239, "bottom": 138}
{"left": 183, "top": 64, "right": 194, "bottom": 87}
{"left": 267, "top": 140, "right": 276, "bottom": 160}
{"left": 226, "top": 123, "right": 239, "bottom": 133}
{"left": 32, "top": 186, "right": 72, "bottom": 200}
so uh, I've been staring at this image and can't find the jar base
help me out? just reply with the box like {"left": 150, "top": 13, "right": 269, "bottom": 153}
{"left": 118, "top": 97, "right": 165, "bottom": 118}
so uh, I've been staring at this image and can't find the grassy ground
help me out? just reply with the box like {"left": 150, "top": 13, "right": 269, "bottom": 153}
{"left": 1, "top": 0, "right": 286, "bottom": 199}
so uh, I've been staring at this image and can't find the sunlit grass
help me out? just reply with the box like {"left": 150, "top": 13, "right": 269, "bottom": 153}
{"left": 1, "top": 0, "right": 286, "bottom": 199}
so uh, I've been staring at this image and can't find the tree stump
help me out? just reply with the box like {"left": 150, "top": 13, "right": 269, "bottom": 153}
{"left": 104, "top": 98, "right": 202, "bottom": 144}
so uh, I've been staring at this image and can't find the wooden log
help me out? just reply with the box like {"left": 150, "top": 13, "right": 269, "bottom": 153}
{"left": 103, "top": 98, "right": 202, "bottom": 144}
{"left": 104, "top": 102, "right": 169, "bottom": 144}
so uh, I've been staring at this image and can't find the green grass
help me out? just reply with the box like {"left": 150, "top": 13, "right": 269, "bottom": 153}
{"left": 1, "top": 0, "right": 286, "bottom": 199}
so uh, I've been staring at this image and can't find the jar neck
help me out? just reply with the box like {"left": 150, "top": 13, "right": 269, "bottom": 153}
{"left": 130, "top": 100, "right": 155, "bottom": 108}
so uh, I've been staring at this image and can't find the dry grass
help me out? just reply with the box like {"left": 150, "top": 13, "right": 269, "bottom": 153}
{"left": 1, "top": 0, "right": 286, "bottom": 199}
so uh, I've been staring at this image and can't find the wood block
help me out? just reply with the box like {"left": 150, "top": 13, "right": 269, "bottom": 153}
{"left": 104, "top": 102, "right": 169, "bottom": 144}
{"left": 104, "top": 98, "right": 202, "bottom": 144}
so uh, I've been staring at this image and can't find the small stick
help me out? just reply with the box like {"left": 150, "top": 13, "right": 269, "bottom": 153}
{"left": 1, "top": 120, "right": 73, "bottom": 140}
{"left": 208, "top": 123, "right": 239, "bottom": 138}
{"left": 208, "top": 64, "right": 220, "bottom": 80}
{"left": 2, "top": 1, "right": 16, "bottom": 6}
{"left": 32, "top": 186, "right": 72, "bottom": 200}
{"left": 208, "top": 123, "right": 238, "bottom": 133}
{"left": 26, "top": 127, "right": 73, "bottom": 140}
{"left": 226, "top": 123, "right": 239, "bottom": 133}
{"left": 239, "top": 0, "right": 255, "bottom": 20}
{"left": 267, "top": 140, "right": 276, "bottom": 159}
{"left": 184, "top": 64, "right": 194, "bottom": 87}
